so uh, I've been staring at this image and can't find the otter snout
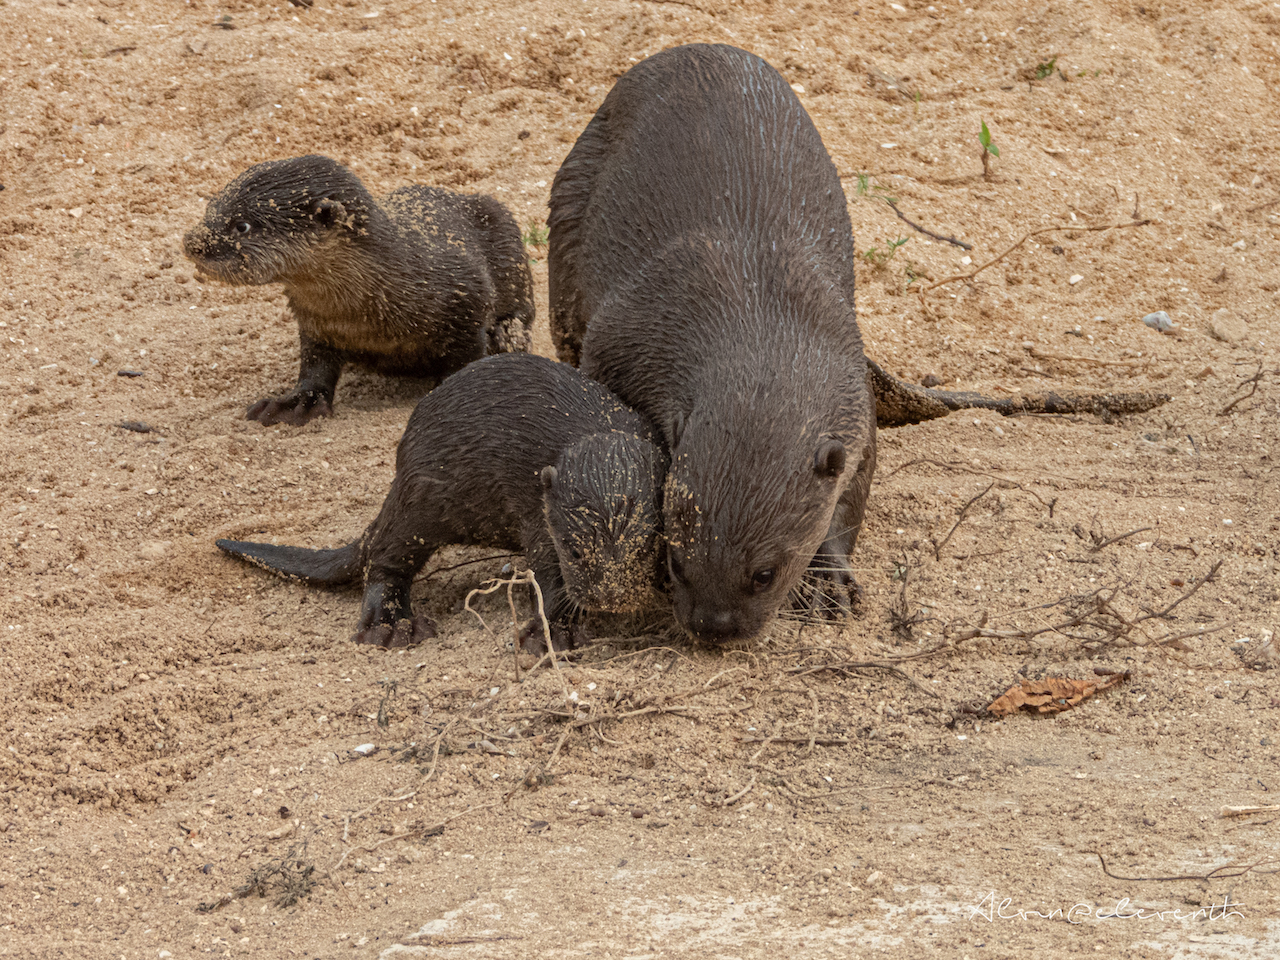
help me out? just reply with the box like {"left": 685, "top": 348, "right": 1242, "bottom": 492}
{"left": 680, "top": 595, "right": 755, "bottom": 644}
{"left": 181, "top": 223, "right": 213, "bottom": 263}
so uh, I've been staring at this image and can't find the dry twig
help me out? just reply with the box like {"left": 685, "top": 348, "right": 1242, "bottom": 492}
{"left": 1096, "top": 852, "right": 1279, "bottom": 882}
{"left": 934, "top": 482, "right": 996, "bottom": 560}
{"left": 1219, "top": 361, "right": 1276, "bottom": 416}
{"left": 917, "top": 219, "right": 1151, "bottom": 318}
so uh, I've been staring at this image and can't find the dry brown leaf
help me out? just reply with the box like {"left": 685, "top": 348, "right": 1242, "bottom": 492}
{"left": 986, "top": 673, "right": 1129, "bottom": 717}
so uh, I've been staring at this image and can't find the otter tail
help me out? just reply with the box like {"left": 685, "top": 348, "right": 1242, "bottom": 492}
{"left": 215, "top": 536, "right": 364, "bottom": 585}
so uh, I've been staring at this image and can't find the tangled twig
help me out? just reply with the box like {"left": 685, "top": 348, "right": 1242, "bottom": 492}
{"left": 917, "top": 219, "right": 1151, "bottom": 318}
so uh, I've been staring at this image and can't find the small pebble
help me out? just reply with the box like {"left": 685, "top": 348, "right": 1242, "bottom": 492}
{"left": 1208, "top": 308, "right": 1246, "bottom": 343}
{"left": 1141, "top": 311, "right": 1173, "bottom": 332}
{"left": 352, "top": 743, "right": 376, "bottom": 756}
{"left": 1069, "top": 274, "right": 1083, "bottom": 285}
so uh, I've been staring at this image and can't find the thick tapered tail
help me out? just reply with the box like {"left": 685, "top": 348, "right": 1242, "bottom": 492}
{"left": 215, "top": 537, "right": 364, "bottom": 585}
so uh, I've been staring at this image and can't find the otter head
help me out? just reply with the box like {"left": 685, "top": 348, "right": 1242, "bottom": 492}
{"left": 182, "top": 154, "right": 371, "bottom": 285}
{"left": 662, "top": 403, "right": 854, "bottom": 645}
{"left": 542, "top": 431, "right": 666, "bottom": 614}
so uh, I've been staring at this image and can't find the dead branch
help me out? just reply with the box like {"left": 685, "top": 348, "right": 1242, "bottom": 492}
{"left": 785, "top": 660, "right": 940, "bottom": 698}
{"left": 1089, "top": 526, "right": 1154, "bottom": 553}
{"left": 465, "top": 570, "right": 570, "bottom": 699}
{"left": 1221, "top": 805, "right": 1280, "bottom": 817}
{"left": 333, "top": 803, "right": 494, "bottom": 873}
{"left": 883, "top": 456, "right": 1055, "bottom": 510}
{"left": 1219, "top": 361, "right": 1275, "bottom": 416}
{"left": 883, "top": 561, "right": 1223, "bottom": 659}
{"left": 934, "top": 482, "right": 995, "bottom": 560}
{"left": 917, "top": 219, "right": 1151, "bottom": 318}
{"left": 719, "top": 775, "right": 757, "bottom": 807}
{"left": 885, "top": 199, "right": 971, "bottom": 249}
{"left": 1096, "top": 852, "right": 1279, "bottom": 882}
{"left": 419, "top": 718, "right": 457, "bottom": 784}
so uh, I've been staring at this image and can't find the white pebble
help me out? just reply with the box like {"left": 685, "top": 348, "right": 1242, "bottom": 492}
{"left": 1069, "top": 274, "right": 1083, "bottom": 285}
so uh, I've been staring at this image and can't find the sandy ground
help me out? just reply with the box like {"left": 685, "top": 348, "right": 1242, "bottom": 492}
{"left": 2, "top": 0, "right": 1279, "bottom": 957}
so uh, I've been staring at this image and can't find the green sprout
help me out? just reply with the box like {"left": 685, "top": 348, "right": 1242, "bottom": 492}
{"left": 861, "top": 237, "right": 910, "bottom": 265}
{"left": 1034, "top": 57, "right": 1058, "bottom": 81}
{"left": 521, "top": 220, "right": 550, "bottom": 247}
{"left": 979, "top": 120, "right": 999, "bottom": 180}
{"left": 855, "top": 174, "right": 897, "bottom": 205}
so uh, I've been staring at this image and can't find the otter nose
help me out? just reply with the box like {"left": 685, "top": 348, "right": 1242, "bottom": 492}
{"left": 691, "top": 607, "right": 739, "bottom": 643}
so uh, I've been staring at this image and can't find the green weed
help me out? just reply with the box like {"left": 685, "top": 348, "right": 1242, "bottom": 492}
{"left": 979, "top": 120, "right": 999, "bottom": 180}
{"left": 1034, "top": 57, "right": 1058, "bottom": 80}
{"left": 521, "top": 221, "right": 550, "bottom": 247}
{"left": 862, "top": 237, "right": 909, "bottom": 265}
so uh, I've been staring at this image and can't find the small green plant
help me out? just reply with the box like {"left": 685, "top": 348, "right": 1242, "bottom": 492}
{"left": 979, "top": 120, "right": 999, "bottom": 181}
{"left": 855, "top": 173, "right": 897, "bottom": 205}
{"left": 521, "top": 220, "right": 549, "bottom": 248}
{"left": 1034, "top": 57, "right": 1058, "bottom": 80}
{"left": 861, "top": 237, "right": 909, "bottom": 265}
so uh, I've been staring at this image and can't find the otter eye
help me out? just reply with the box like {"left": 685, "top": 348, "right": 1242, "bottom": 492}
{"left": 751, "top": 568, "right": 775, "bottom": 593}
{"left": 233, "top": 221, "right": 252, "bottom": 236}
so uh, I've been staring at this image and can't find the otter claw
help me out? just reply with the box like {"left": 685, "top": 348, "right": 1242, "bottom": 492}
{"left": 246, "top": 394, "right": 334, "bottom": 426}
{"left": 517, "top": 619, "right": 578, "bottom": 654}
{"left": 353, "top": 616, "right": 437, "bottom": 649}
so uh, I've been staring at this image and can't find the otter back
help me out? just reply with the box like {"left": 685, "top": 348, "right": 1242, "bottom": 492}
{"left": 549, "top": 44, "right": 877, "bottom": 644}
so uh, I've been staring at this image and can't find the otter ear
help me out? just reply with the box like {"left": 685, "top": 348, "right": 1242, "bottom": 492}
{"left": 813, "top": 438, "right": 846, "bottom": 478}
{"left": 540, "top": 465, "right": 559, "bottom": 494}
{"left": 313, "top": 198, "right": 348, "bottom": 228}
{"left": 668, "top": 411, "right": 687, "bottom": 447}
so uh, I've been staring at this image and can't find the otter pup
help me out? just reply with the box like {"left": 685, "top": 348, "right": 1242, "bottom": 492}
{"left": 549, "top": 44, "right": 878, "bottom": 645}
{"left": 184, "top": 154, "right": 534, "bottom": 425}
{"left": 217, "top": 354, "right": 666, "bottom": 649}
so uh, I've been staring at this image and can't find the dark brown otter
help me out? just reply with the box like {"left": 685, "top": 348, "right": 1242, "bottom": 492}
{"left": 216, "top": 354, "right": 665, "bottom": 649}
{"left": 184, "top": 154, "right": 534, "bottom": 425}
{"left": 549, "top": 44, "right": 877, "bottom": 645}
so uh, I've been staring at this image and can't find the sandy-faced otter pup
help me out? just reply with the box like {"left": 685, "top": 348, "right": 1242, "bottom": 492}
{"left": 217, "top": 354, "right": 666, "bottom": 649}
{"left": 549, "top": 44, "right": 877, "bottom": 645}
{"left": 184, "top": 154, "right": 534, "bottom": 425}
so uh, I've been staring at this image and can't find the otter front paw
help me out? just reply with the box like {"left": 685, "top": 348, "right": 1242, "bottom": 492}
{"left": 353, "top": 616, "right": 437, "bottom": 649}
{"left": 517, "top": 619, "right": 579, "bottom": 654}
{"left": 792, "top": 568, "right": 863, "bottom": 620}
{"left": 246, "top": 391, "right": 334, "bottom": 426}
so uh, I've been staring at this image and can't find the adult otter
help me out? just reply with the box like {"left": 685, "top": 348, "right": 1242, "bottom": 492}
{"left": 184, "top": 154, "right": 534, "bottom": 425}
{"left": 549, "top": 44, "right": 877, "bottom": 644}
{"left": 217, "top": 354, "right": 665, "bottom": 649}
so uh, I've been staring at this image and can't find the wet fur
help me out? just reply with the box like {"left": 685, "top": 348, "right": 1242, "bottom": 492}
{"left": 549, "top": 44, "right": 877, "bottom": 644}
{"left": 216, "top": 354, "right": 665, "bottom": 648}
{"left": 184, "top": 154, "right": 534, "bottom": 424}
